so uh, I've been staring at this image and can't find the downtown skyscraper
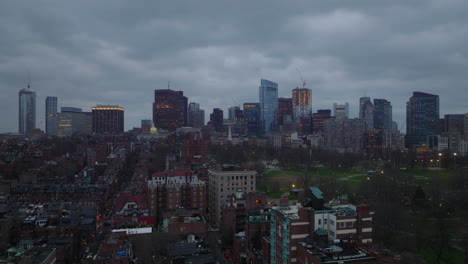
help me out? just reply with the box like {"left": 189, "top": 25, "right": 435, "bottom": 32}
{"left": 18, "top": 83, "right": 36, "bottom": 137}
{"left": 45, "top": 96, "right": 58, "bottom": 135}
{"left": 373, "top": 99, "right": 392, "bottom": 131}
{"left": 406, "top": 92, "right": 440, "bottom": 148}
{"left": 153, "top": 89, "right": 188, "bottom": 131}
{"left": 292, "top": 87, "right": 312, "bottom": 121}
{"left": 259, "top": 79, "right": 278, "bottom": 133}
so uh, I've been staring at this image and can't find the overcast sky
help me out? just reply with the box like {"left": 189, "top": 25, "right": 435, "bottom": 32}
{"left": 1, "top": 0, "right": 468, "bottom": 133}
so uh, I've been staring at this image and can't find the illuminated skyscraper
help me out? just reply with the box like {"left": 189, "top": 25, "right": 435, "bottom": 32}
{"left": 92, "top": 105, "right": 124, "bottom": 133}
{"left": 259, "top": 79, "right": 278, "bottom": 133}
{"left": 18, "top": 83, "right": 36, "bottom": 137}
{"left": 292, "top": 88, "right": 312, "bottom": 121}
{"left": 153, "top": 89, "right": 187, "bottom": 131}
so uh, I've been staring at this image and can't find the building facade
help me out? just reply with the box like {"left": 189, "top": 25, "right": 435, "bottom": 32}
{"left": 210, "top": 108, "right": 224, "bottom": 132}
{"left": 269, "top": 205, "right": 315, "bottom": 264}
{"left": 259, "top": 79, "right": 278, "bottom": 133}
{"left": 311, "top": 110, "right": 331, "bottom": 133}
{"left": 359, "top": 97, "right": 374, "bottom": 131}
{"left": 333, "top": 103, "right": 349, "bottom": 120}
{"left": 373, "top": 99, "right": 392, "bottom": 131}
{"left": 92, "top": 105, "right": 124, "bottom": 133}
{"left": 45, "top": 96, "right": 58, "bottom": 136}
{"left": 208, "top": 169, "right": 257, "bottom": 226}
{"left": 147, "top": 171, "right": 206, "bottom": 222}
{"left": 153, "top": 89, "right": 188, "bottom": 131}
{"left": 292, "top": 88, "right": 312, "bottom": 122}
{"left": 19, "top": 88, "right": 36, "bottom": 137}
{"left": 57, "top": 107, "right": 92, "bottom": 137}
{"left": 188, "top": 102, "right": 205, "bottom": 128}
{"left": 277, "top": 98, "right": 293, "bottom": 128}
{"left": 406, "top": 92, "right": 439, "bottom": 148}
{"left": 244, "top": 103, "right": 261, "bottom": 137}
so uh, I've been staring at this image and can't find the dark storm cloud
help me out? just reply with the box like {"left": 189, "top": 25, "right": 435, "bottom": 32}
{"left": 1, "top": 0, "right": 467, "bottom": 132}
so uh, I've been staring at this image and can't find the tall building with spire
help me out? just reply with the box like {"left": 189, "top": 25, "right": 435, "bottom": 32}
{"left": 18, "top": 80, "right": 36, "bottom": 137}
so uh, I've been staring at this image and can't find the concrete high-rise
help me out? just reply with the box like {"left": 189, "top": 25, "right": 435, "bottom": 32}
{"left": 45, "top": 96, "right": 58, "bottom": 136}
{"left": 333, "top": 102, "right": 349, "bottom": 120}
{"left": 188, "top": 102, "right": 205, "bottom": 128}
{"left": 259, "top": 79, "right": 278, "bottom": 133}
{"left": 406, "top": 92, "right": 439, "bottom": 148}
{"left": 153, "top": 89, "right": 187, "bottom": 131}
{"left": 92, "top": 105, "right": 124, "bottom": 133}
{"left": 373, "top": 99, "right": 392, "bottom": 131}
{"left": 19, "top": 85, "right": 36, "bottom": 137}
{"left": 292, "top": 88, "right": 312, "bottom": 121}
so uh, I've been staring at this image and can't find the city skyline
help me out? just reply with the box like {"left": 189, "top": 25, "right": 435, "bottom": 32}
{"left": 1, "top": 1, "right": 468, "bottom": 132}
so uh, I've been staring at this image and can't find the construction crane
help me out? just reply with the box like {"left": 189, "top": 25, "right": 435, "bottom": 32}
{"left": 296, "top": 68, "right": 306, "bottom": 88}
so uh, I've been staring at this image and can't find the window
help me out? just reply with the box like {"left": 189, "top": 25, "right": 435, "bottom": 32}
{"left": 324, "top": 219, "right": 327, "bottom": 225}
{"left": 318, "top": 219, "right": 322, "bottom": 225}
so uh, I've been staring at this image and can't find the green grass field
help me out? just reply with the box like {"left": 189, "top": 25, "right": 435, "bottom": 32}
{"left": 259, "top": 167, "right": 364, "bottom": 198}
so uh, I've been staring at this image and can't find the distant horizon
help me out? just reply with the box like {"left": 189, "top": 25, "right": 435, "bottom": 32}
{"left": 1, "top": 1, "right": 468, "bottom": 133}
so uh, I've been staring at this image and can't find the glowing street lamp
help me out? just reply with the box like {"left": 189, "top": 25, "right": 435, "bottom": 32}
{"left": 438, "top": 153, "right": 442, "bottom": 168}
{"left": 453, "top": 153, "right": 458, "bottom": 169}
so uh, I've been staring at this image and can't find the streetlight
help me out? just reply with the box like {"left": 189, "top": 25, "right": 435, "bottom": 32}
{"left": 453, "top": 153, "right": 458, "bottom": 169}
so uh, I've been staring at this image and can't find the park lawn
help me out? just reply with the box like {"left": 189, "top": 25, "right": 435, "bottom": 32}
{"left": 264, "top": 167, "right": 361, "bottom": 178}
{"left": 405, "top": 168, "right": 457, "bottom": 189}
{"left": 420, "top": 246, "right": 464, "bottom": 264}
{"left": 340, "top": 180, "right": 361, "bottom": 193}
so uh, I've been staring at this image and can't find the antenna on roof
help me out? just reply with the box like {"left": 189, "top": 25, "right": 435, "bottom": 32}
{"left": 27, "top": 71, "right": 30, "bottom": 90}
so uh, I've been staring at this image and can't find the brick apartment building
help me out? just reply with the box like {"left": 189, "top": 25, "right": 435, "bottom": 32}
{"left": 147, "top": 170, "right": 206, "bottom": 222}
{"left": 268, "top": 205, "right": 315, "bottom": 264}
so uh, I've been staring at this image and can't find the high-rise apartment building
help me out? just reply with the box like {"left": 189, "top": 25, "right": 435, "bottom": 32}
{"left": 57, "top": 107, "right": 92, "bottom": 137}
{"left": 277, "top": 98, "right": 293, "bottom": 128}
{"left": 292, "top": 88, "right": 312, "bottom": 121}
{"left": 153, "top": 89, "right": 188, "bottom": 131}
{"left": 244, "top": 103, "right": 261, "bottom": 137}
{"left": 373, "top": 99, "right": 392, "bottom": 131}
{"left": 406, "top": 92, "right": 439, "bottom": 148}
{"left": 208, "top": 169, "right": 257, "bottom": 226}
{"left": 45, "top": 96, "right": 58, "bottom": 136}
{"left": 259, "top": 79, "right": 278, "bottom": 133}
{"left": 333, "top": 103, "right": 349, "bottom": 120}
{"left": 188, "top": 102, "right": 205, "bottom": 128}
{"left": 210, "top": 108, "right": 224, "bottom": 132}
{"left": 19, "top": 86, "right": 36, "bottom": 137}
{"left": 92, "top": 105, "right": 124, "bottom": 133}
{"left": 269, "top": 205, "right": 315, "bottom": 264}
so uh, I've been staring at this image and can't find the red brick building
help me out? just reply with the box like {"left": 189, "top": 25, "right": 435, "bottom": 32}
{"left": 147, "top": 170, "right": 206, "bottom": 222}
